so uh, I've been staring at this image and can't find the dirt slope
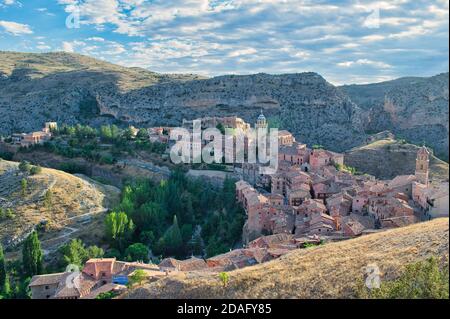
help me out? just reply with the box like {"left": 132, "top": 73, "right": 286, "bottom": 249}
{"left": 0, "top": 159, "right": 119, "bottom": 254}
{"left": 125, "top": 218, "right": 449, "bottom": 299}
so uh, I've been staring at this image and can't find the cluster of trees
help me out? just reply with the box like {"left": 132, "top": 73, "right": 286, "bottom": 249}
{"left": 18, "top": 160, "right": 42, "bottom": 175}
{"left": 104, "top": 168, "right": 245, "bottom": 261}
{"left": 0, "top": 232, "right": 105, "bottom": 299}
{"left": 57, "top": 239, "right": 104, "bottom": 269}
{"left": 23, "top": 124, "right": 167, "bottom": 166}
{"left": 0, "top": 231, "right": 43, "bottom": 299}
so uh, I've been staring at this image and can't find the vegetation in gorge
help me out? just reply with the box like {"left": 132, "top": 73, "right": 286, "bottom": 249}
{"left": 104, "top": 168, "right": 245, "bottom": 260}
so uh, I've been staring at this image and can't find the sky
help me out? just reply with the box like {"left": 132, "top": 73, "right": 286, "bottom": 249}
{"left": 0, "top": 0, "right": 448, "bottom": 85}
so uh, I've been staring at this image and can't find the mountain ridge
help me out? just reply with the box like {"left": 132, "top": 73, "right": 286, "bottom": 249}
{"left": 0, "top": 51, "right": 447, "bottom": 157}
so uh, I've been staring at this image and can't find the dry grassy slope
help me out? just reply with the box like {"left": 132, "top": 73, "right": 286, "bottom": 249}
{"left": 125, "top": 218, "right": 449, "bottom": 299}
{"left": 344, "top": 138, "right": 449, "bottom": 181}
{"left": 0, "top": 159, "right": 120, "bottom": 251}
{"left": 0, "top": 51, "right": 201, "bottom": 91}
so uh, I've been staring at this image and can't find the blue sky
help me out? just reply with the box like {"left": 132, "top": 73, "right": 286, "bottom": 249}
{"left": 0, "top": 0, "right": 448, "bottom": 85}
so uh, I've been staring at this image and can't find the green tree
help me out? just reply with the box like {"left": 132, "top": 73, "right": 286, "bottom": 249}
{"left": 21, "top": 178, "right": 27, "bottom": 197}
{"left": 162, "top": 216, "right": 183, "bottom": 257}
{"left": 123, "top": 127, "right": 136, "bottom": 140}
{"left": 1, "top": 274, "right": 11, "bottom": 298}
{"left": 59, "top": 239, "right": 104, "bottom": 268}
{"left": 125, "top": 243, "right": 149, "bottom": 263}
{"left": 18, "top": 160, "right": 31, "bottom": 174}
{"left": 0, "top": 244, "right": 6, "bottom": 290}
{"left": 216, "top": 123, "right": 226, "bottom": 135}
{"left": 219, "top": 272, "right": 230, "bottom": 288}
{"left": 129, "top": 269, "right": 147, "bottom": 286}
{"left": 30, "top": 166, "right": 42, "bottom": 175}
{"left": 105, "top": 211, "right": 135, "bottom": 251}
{"left": 136, "top": 128, "right": 149, "bottom": 140}
{"left": 44, "top": 190, "right": 53, "bottom": 210}
{"left": 22, "top": 231, "right": 43, "bottom": 277}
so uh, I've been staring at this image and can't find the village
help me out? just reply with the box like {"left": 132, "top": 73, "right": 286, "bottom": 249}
{"left": 1, "top": 113, "right": 448, "bottom": 299}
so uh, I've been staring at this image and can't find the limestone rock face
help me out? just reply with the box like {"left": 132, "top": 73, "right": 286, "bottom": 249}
{"left": 341, "top": 73, "right": 449, "bottom": 160}
{"left": 0, "top": 52, "right": 366, "bottom": 152}
{"left": 1, "top": 52, "right": 448, "bottom": 157}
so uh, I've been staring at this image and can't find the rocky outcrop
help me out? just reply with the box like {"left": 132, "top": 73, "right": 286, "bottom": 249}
{"left": 1, "top": 52, "right": 448, "bottom": 157}
{"left": 341, "top": 73, "right": 449, "bottom": 160}
{"left": 0, "top": 52, "right": 366, "bottom": 153}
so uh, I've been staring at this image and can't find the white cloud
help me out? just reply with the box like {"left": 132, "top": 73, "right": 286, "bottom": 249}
{"left": 49, "top": 0, "right": 448, "bottom": 83}
{"left": 87, "top": 36, "right": 105, "bottom": 42}
{"left": 2, "top": 0, "right": 21, "bottom": 6}
{"left": 228, "top": 48, "right": 257, "bottom": 58}
{"left": 36, "top": 44, "right": 51, "bottom": 50}
{"left": 62, "top": 41, "right": 75, "bottom": 52}
{"left": 337, "top": 59, "right": 391, "bottom": 69}
{"left": 0, "top": 20, "right": 32, "bottom": 35}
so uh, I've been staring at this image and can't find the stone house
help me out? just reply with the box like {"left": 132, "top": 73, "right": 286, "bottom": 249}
{"left": 277, "top": 130, "right": 295, "bottom": 146}
{"left": 278, "top": 142, "right": 310, "bottom": 166}
{"left": 342, "top": 218, "right": 365, "bottom": 237}
{"left": 287, "top": 184, "right": 311, "bottom": 206}
{"left": 413, "top": 181, "right": 449, "bottom": 219}
{"left": 309, "top": 149, "right": 343, "bottom": 171}
{"left": 388, "top": 175, "right": 417, "bottom": 198}
{"left": 29, "top": 258, "right": 157, "bottom": 299}
{"left": 367, "top": 195, "right": 414, "bottom": 225}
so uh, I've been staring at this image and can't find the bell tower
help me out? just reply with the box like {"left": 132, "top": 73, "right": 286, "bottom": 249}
{"left": 415, "top": 146, "right": 430, "bottom": 186}
{"left": 256, "top": 110, "right": 268, "bottom": 130}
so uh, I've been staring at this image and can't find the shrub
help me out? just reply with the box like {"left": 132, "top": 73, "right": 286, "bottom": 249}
{"left": 30, "top": 166, "right": 42, "bottom": 175}
{"left": 18, "top": 160, "right": 31, "bottom": 173}
{"left": 96, "top": 291, "right": 119, "bottom": 299}
{"left": 356, "top": 257, "right": 449, "bottom": 299}
{"left": 129, "top": 269, "right": 147, "bottom": 286}
{"left": 219, "top": 272, "right": 230, "bottom": 288}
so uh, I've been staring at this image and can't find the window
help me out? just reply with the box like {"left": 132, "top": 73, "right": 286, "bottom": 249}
{"left": 45, "top": 285, "right": 49, "bottom": 290}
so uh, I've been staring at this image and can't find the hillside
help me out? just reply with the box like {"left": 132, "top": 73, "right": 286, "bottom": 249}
{"left": 124, "top": 218, "right": 449, "bottom": 299}
{"left": 0, "top": 158, "right": 120, "bottom": 256}
{"left": 344, "top": 136, "right": 449, "bottom": 181}
{"left": 0, "top": 51, "right": 366, "bottom": 153}
{"left": 341, "top": 73, "right": 449, "bottom": 160}
{"left": 0, "top": 52, "right": 448, "bottom": 157}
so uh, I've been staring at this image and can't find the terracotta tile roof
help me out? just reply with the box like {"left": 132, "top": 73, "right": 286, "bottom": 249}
{"left": 388, "top": 175, "right": 416, "bottom": 188}
{"left": 29, "top": 272, "right": 69, "bottom": 287}
{"left": 81, "top": 283, "right": 127, "bottom": 300}
{"left": 343, "top": 218, "right": 365, "bottom": 236}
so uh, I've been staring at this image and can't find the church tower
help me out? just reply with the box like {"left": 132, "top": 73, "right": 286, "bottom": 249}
{"left": 256, "top": 110, "right": 268, "bottom": 130}
{"left": 415, "top": 146, "right": 430, "bottom": 185}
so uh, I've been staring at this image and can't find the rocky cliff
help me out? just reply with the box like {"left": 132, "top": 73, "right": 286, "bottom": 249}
{"left": 1, "top": 51, "right": 448, "bottom": 156}
{"left": 0, "top": 51, "right": 366, "bottom": 152}
{"left": 341, "top": 73, "right": 449, "bottom": 160}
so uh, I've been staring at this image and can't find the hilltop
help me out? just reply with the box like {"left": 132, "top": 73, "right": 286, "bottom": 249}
{"left": 124, "top": 218, "right": 449, "bottom": 299}
{"left": 344, "top": 135, "right": 449, "bottom": 181}
{"left": 0, "top": 158, "right": 120, "bottom": 256}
